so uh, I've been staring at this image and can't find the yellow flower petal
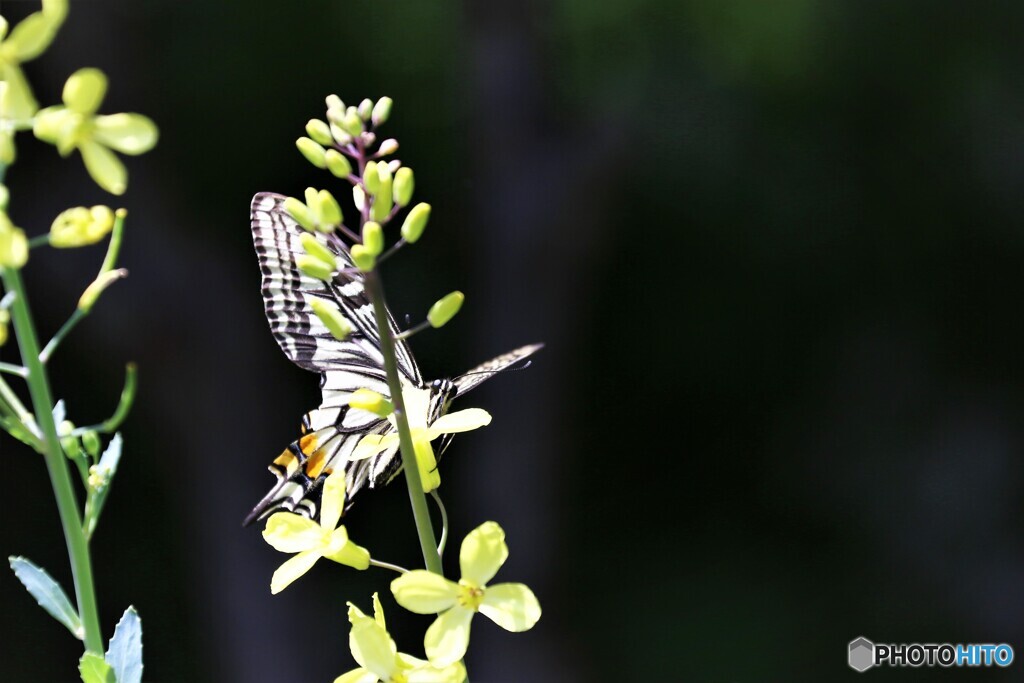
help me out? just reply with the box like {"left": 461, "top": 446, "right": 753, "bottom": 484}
{"left": 459, "top": 521, "right": 508, "bottom": 587}
{"left": 323, "top": 529, "right": 370, "bottom": 570}
{"left": 428, "top": 408, "right": 492, "bottom": 436}
{"left": 401, "top": 388, "right": 432, "bottom": 429}
{"left": 407, "top": 659, "right": 467, "bottom": 683}
{"left": 320, "top": 469, "right": 347, "bottom": 530}
{"left": 352, "top": 433, "right": 397, "bottom": 460}
{"left": 262, "top": 512, "right": 322, "bottom": 552}
{"left": 372, "top": 592, "right": 386, "bottom": 629}
{"left": 333, "top": 667, "right": 378, "bottom": 683}
{"left": 424, "top": 606, "right": 473, "bottom": 668}
{"left": 0, "top": 225, "right": 28, "bottom": 269}
{"left": 79, "top": 140, "right": 126, "bottom": 195}
{"left": 1, "top": 64, "right": 39, "bottom": 120}
{"left": 270, "top": 548, "right": 321, "bottom": 594}
{"left": 391, "top": 570, "right": 459, "bottom": 614}
{"left": 479, "top": 583, "right": 541, "bottom": 632}
{"left": 5, "top": 12, "right": 57, "bottom": 62}
{"left": 349, "top": 613, "right": 398, "bottom": 679}
{"left": 414, "top": 439, "right": 440, "bottom": 493}
{"left": 93, "top": 113, "right": 159, "bottom": 155}
{"left": 63, "top": 68, "right": 107, "bottom": 115}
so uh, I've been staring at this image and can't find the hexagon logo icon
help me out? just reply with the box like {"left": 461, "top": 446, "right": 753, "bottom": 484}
{"left": 849, "top": 637, "right": 875, "bottom": 672}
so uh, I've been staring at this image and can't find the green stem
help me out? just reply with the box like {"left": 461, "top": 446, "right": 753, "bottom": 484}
{"left": 0, "top": 267, "right": 104, "bottom": 654}
{"left": 39, "top": 309, "right": 85, "bottom": 364}
{"left": 363, "top": 270, "right": 443, "bottom": 574}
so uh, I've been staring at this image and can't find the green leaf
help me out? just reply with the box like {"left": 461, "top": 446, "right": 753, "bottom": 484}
{"left": 9, "top": 556, "right": 84, "bottom": 639}
{"left": 79, "top": 652, "right": 115, "bottom": 683}
{"left": 105, "top": 606, "right": 142, "bottom": 683}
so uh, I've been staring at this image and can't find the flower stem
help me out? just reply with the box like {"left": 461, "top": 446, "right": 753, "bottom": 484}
{"left": 0, "top": 267, "right": 104, "bottom": 654}
{"left": 363, "top": 270, "right": 443, "bottom": 575}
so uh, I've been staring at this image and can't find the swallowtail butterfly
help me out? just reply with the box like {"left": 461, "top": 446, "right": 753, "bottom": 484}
{"left": 246, "top": 192, "right": 541, "bottom": 524}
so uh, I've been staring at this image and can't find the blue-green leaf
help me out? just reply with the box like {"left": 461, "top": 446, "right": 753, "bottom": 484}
{"left": 79, "top": 652, "right": 115, "bottom": 683}
{"left": 105, "top": 606, "right": 142, "bottom": 683}
{"left": 9, "top": 556, "right": 84, "bottom": 639}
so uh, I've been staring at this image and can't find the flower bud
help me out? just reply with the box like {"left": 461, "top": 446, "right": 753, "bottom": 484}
{"left": 82, "top": 430, "right": 102, "bottom": 458}
{"left": 428, "top": 291, "right": 464, "bottom": 328}
{"left": 300, "top": 232, "right": 337, "bottom": 268}
{"left": 309, "top": 297, "right": 353, "bottom": 341}
{"left": 326, "top": 94, "right": 345, "bottom": 112}
{"left": 393, "top": 167, "right": 414, "bottom": 207}
{"left": 362, "top": 160, "right": 381, "bottom": 194}
{"left": 387, "top": 160, "right": 401, "bottom": 174}
{"left": 329, "top": 122, "right": 352, "bottom": 145}
{"left": 361, "top": 131, "right": 377, "bottom": 148}
{"left": 284, "top": 196, "right": 316, "bottom": 232}
{"left": 358, "top": 98, "right": 374, "bottom": 121}
{"left": 296, "top": 137, "right": 327, "bottom": 168}
{"left": 400, "top": 203, "right": 430, "bottom": 244}
{"left": 371, "top": 164, "right": 393, "bottom": 222}
{"left": 342, "top": 107, "right": 364, "bottom": 136}
{"left": 352, "top": 185, "right": 366, "bottom": 212}
{"left": 350, "top": 244, "right": 376, "bottom": 272}
{"left": 0, "top": 211, "right": 28, "bottom": 269}
{"left": 295, "top": 254, "right": 335, "bottom": 281}
{"left": 50, "top": 205, "right": 114, "bottom": 248}
{"left": 362, "top": 221, "right": 384, "bottom": 256}
{"left": 349, "top": 388, "right": 394, "bottom": 417}
{"left": 371, "top": 97, "right": 393, "bottom": 126}
{"left": 305, "top": 119, "right": 334, "bottom": 146}
{"left": 318, "top": 189, "right": 342, "bottom": 228}
{"left": 325, "top": 149, "right": 352, "bottom": 178}
{"left": 377, "top": 138, "right": 399, "bottom": 156}
{"left": 61, "top": 434, "right": 83, "bottom": 460}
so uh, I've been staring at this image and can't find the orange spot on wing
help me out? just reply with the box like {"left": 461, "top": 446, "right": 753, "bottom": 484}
{"left": 305, "top": 448, "right": 329, "bottom": 479}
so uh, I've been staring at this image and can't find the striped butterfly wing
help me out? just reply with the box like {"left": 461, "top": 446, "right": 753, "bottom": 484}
{"left": 247, "top": 192, "right": 422, "bottom": 523}
{"left": 453, "top": 343, "right": 544, "bottom": 396}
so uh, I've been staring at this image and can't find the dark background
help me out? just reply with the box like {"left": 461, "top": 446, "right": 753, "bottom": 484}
{"left": 1, "top": 0, "right": 1023, "bottom": 681}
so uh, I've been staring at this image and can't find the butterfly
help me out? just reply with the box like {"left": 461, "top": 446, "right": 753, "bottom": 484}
{"left": 245, "top": 192, "right": 541, "bottom": 525}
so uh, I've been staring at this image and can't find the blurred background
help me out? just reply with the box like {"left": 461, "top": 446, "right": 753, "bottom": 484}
{"left": 2, "top": 0, "right": 1023, "bottom": 680}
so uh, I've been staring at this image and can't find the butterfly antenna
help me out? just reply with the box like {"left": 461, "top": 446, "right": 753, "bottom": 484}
{"left": 459, "top": 359, "right": 533, "bottom": 378}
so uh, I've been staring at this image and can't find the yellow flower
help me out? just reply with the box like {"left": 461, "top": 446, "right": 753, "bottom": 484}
{"left": 335, "top": 595, "right": 467, "bottom": 683}
{"left": 33, "top": 68, "right": 158, "bottom": 195}
{"left": 0, "top": 8, "right": 62, "bottom": 121}
{"left": 262, "top": 470, "right": 370, "bottom": 594}
{"left": 352, "top": 387, "right": 491, "bottom": 493}
{"left": 390, "top": 522, "right": 541, "bottom": 667}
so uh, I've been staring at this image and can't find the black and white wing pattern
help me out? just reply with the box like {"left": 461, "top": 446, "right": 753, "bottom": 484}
{"left": 247, "top": 192, "right": 544, "bottom": 525}
{"left": 247, "top": 192, "right": 420, "bottom": 523}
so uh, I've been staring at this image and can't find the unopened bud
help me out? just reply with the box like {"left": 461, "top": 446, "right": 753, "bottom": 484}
{"left": 363, "top": 161, "right": 381, "bottom": 194}
{"left": 401, "top": 203, "right": 430, "bottom": 244}
{"left": 371, "top": 164, "right": 393, "bottom": 222}
{"left": 325, "top": 149, "right": 352, "bottom": 178}
{"left": 377, "top": 138, "right": 399, "bottom": 156}
{"left": 284, "top": 196, "right": 316, "bottom": 232}
{"left": 309, "top": 297, "right": 353, "bottom": 340}
{"left": 296, "top": 137, "right": 327, "bottom": 169}
{"left": 318, "top": 189, "right": 342, "bottom": 228}
{"left": 350, "top": 244, "right": 376, "bottom": 272}
{"left": 326, "top": 94, "right": 345, "bottom": 113}
{"left": 358, "top": 98, "right": 374, "bottom": 121}
{"left": 371, "top": 97, "right": 393, "bottom": 126}
{"left": 362, "top": 221, "right": 384, "bottom": 256}
{"left": 393, "top": 167, "right": 414, "bottom": 207}
{"left": 428, "top": 291, "right": 464, "bottom": 328}
{"left": 330, "top": 122, "right": 352, "bottom": 145}
{"left": 349, "top": 388, "right": 393, "bottom": 417}
{"left": 82, "top": 430, "right": 101, "bottom": 458}
{"left": 342, "top": 108, "right": 364, "bottom": 136}
{"left": 305, "top": 119, "right": 334, "bottom": 146}
{"left": 300, "top": 233, "right": 337, "bottom": 268}
{"left": 50, "top": 205, "right": 114, "bottom": 248}
{"left": 352, "top": 185, "right": 366, "bottom": 212}
{"left": 296, "top": 254, "right": 335, "bottom": 281}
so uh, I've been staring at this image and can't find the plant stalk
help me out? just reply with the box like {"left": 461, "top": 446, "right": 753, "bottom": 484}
{"left": 1, "top": 267, "right": 104, "bottom": 653}
{"left": 363, "top": 270, "right": 443, "bottom": 574}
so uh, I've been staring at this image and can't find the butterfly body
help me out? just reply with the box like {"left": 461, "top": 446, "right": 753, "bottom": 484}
{"left": 246, "top": 192, "right": 540, "bottom": 525}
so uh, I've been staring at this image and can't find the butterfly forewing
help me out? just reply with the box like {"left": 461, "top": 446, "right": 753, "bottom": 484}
{"left": 248, "top": 192, "right": 542, "bottom": 524}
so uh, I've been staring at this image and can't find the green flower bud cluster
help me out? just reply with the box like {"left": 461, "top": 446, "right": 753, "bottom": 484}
{"left": 284, "top": 187, "right": 343, "bottom": 234}
{"left": 49, "top": 205, "right": 114, "bottom": 248}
